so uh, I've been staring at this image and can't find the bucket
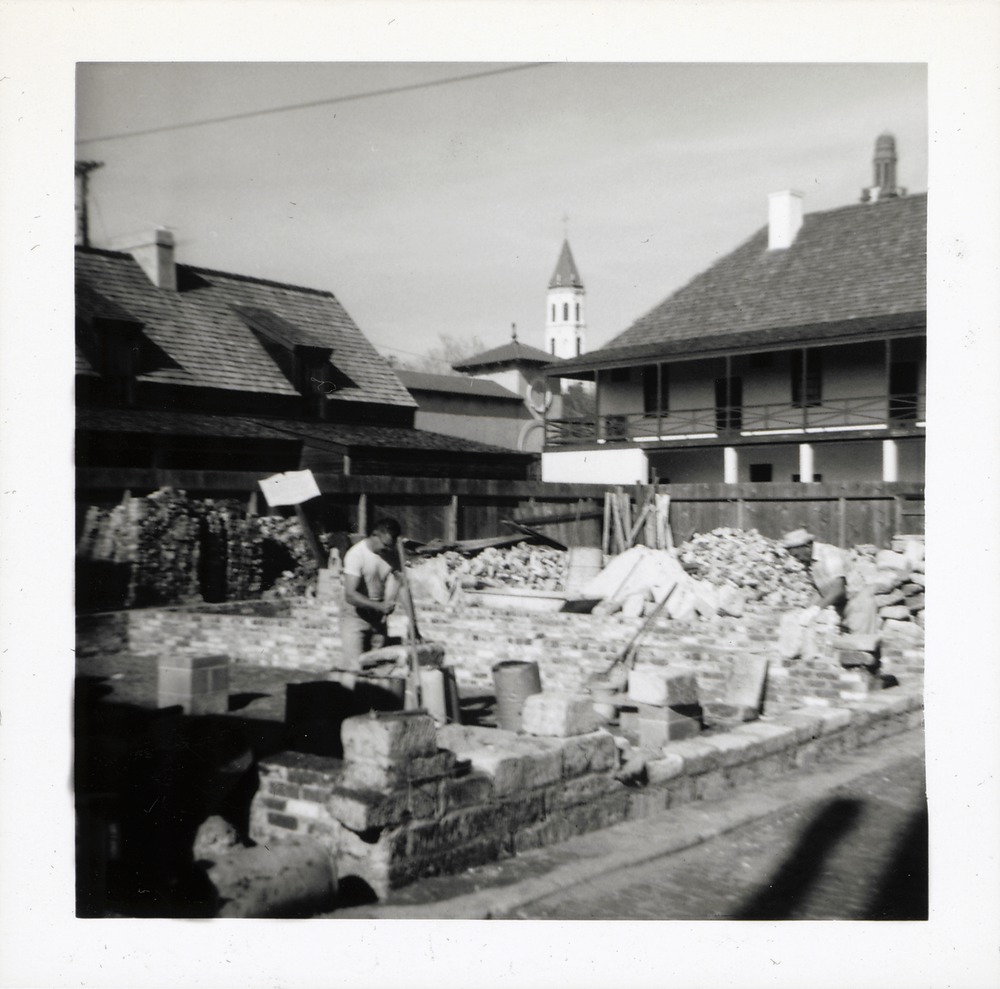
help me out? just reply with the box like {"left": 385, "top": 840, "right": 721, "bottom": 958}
{"left": 564, "top": 546, "right": 603, "bottom": 597}
{"left": 492, "top": 660, "right": 542, "bottom": 732}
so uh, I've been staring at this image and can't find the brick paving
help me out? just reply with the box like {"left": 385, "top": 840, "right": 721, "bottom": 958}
{"left": 503, "top": 747, "right": 926, "bottom": 920}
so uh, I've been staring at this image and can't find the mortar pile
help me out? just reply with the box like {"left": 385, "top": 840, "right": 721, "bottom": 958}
{"left": 678, "top": 527, "right": 813, "bottom": 608}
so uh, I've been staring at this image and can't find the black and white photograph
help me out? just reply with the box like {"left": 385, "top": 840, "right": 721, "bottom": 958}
{"left": 2, "top": 3, "right": 1000, "bottom": 989}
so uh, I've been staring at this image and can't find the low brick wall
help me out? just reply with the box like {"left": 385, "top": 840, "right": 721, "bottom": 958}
{"left": 248, "top": 689, "right": 924, "bottom": 900}
{"left": 78, "top": 592, "right": 925, "bottom": 714}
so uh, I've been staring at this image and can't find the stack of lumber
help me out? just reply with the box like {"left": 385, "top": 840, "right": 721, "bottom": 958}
{"left": 603, "top": 486, "right": 673, "bottom": 556}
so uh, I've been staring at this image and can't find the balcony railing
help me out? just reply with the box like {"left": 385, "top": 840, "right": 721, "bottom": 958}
{"left": 545, "top": 393, "right": 926, "bottom": 447}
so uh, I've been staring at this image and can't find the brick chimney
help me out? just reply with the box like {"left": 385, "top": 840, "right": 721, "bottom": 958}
{"left": 112, "top": 227, "right": 177, "bottom": 291}
{"left": 768, "top": 190, "right": 804, "bottom": 250}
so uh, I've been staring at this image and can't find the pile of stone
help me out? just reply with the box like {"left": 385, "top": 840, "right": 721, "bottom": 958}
{"left": 850, "top": 537, "right": 926, "bottom": 627}
{"left": 443, "top": 544, "right": 567, "bottom": 591}
{"left": 678, "top": 527, "right": 814, "bottom": 608}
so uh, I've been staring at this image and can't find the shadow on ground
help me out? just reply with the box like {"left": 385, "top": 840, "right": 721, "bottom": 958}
{"left": 730, "top": 796, "right": 928, "bottom": 921}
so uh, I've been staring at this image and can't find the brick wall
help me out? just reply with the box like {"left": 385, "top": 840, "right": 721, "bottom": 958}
{"left": 78, "top": 594, "right": 924, "bottom": 713}
{"left": 248, "top": 690, "right": 924, "bottom": 900}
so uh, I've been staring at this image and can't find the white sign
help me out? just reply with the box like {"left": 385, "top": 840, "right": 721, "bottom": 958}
{"left": 257, "top": 469, "right": 322, "bottom": 507}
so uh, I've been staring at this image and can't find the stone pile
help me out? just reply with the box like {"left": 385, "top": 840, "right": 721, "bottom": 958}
{"left": 442, "top": 544, "right": 567, "bottom": 591}
{"left": 678, "top": 527, "right": 814, "bottom": 608}
{"left": 850, "top": 538, "right": 926, "bottom": 627}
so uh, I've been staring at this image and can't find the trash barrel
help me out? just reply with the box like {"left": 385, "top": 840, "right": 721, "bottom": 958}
{"left": 492, "top": 660, "right": 542, "bottom": 732}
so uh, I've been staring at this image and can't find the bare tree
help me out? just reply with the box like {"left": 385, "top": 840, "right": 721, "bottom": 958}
{"left": 388, "top": 333, "right": 487, "bottom": 375}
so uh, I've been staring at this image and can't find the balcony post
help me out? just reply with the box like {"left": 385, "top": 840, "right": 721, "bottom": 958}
{"left": 798, "top": 443, "right": 814, "bottom": 483}
{"left": 724, "top": 446, "right": 739, "bottom": 484}
{"left": 801, "top": 347, "right": 809, "bottom": 431}
{"left": 594, "top": 369, "right": 602, "bottom": 441}
{"left": 656, "top": 362, "right": 663, "bottom": 439}
{"left": 882, "top": 438, "right": 899, "bottom": 482}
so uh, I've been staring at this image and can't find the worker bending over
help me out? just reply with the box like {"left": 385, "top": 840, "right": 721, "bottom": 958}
{"left": 340, "top": 517, "right": 421, "bottom": 670}
{"left": 781, "top": 528, "right": 878, "bottom": 635}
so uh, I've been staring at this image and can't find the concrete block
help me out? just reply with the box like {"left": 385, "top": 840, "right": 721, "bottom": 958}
{"left": 327, "top": 787, "right": 409, "bottom": 832}
{"left": 559, "top": 731, "right": 618, "bottom": 779}
{"left": 836, "top": 649, "right": 880, "bottom": 670}
{"left": 521, "top": 692, "right": 599, "bottom": 737}
{"left": 627, "top": 665, "right": 699, "bottom": 706}
{"left": 639, "top": 712, "right": 701, "bottom": 749}
{"left": 341, "top": 710, "right": 437, "bottom": 764}
{"left": 645, "top": 750, "right": 685, "bottom": 784}
{"left": 720, "top": 654, "right": 768, "bottom": 710}
{"left": 702, "top": 701, "right": 758, "bottom": 729}
{"left": 341, "top": 749, "right": 456, "bottom": 792}
{"left": 439, "top": 772, "right": 495, "bottom": 814}
{"left": 156, "top": 688, "right": 229, "bottom": 715}
{"left": 699, "top": 731, "right": 756, "bottom": 767}
{"left": 665, "top": 738, "right": 721, "bottom": 775}
{"left": 544, "top": 773, "right": 621, "bottom": 813}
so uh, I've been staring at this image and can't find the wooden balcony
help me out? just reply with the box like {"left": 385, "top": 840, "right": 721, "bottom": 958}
{"left": 545, "top": 393, "right": 926, "bottom": 448}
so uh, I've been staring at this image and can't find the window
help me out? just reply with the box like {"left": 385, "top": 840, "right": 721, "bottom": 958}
{"left": 792, "top": 473, "right": 823, "bottom": 482}
{"left": 551, "top": 304, "right": 555, "bottom": 322}
{"left": 749, "top": 463, "right": 773, "bottom": 482}
{"left": 576, "top": 337, "right": 582, "bottom": 357}
{"left": 642, "top": 365, "right": 669, "bottom": 414}
{"left": 791, "top": 351, "right": 822, "bottom": 407}
{"left": 715, "top": 376, "right": 743, "bottom": 431}
{"left": 563, "top": 303, "right": 569, "bottom": 321}
{"left": 550, "top": 339, "right": 556, "bottom": 355}
{"left": 575, "top": 303, "right": 580, "bottom": 321}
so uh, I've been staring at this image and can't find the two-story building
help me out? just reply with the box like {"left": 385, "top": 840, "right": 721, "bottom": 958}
{"left": 540, "top": 135, "right": 926, "bottom": 487}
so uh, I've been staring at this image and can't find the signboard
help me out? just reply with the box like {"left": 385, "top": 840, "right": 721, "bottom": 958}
{"left": 257, "top": 469, "right": 322, "bottom": 508}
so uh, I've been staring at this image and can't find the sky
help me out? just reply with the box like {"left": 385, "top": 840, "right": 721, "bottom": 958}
{"left": 75, "top": 62, "right": 928, "bottom": 368}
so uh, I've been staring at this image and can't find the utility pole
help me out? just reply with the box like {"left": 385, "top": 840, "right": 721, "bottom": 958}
{"left": 75, "top": 160, "right": 104, "bottom": 247}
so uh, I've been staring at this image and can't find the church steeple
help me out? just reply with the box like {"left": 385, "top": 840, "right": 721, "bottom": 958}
{"left": 545, "top": 239, "right": 586, "bottom": 359}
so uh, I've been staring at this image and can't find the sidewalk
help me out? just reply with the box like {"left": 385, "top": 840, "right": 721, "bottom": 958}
{"left": 330, "top": 726, "right": 925, "bottom": 919}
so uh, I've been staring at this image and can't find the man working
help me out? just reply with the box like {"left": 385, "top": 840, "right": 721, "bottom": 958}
{"left": 340, "top": 517, "right": 421, "bottom": 670}
{"left": 781, "top": 528, "right": 878, "bottom": 635}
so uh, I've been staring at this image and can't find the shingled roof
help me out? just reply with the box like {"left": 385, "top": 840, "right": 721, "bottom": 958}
{"left": 397, "top": 370, "right": 522, "bottom": 401}
{"left": 452, "top": 339, "right": 559, "bottom": 373}
{"left": 551, "top": 194, "right": 925, "bottom": 374}
{"left": 76, "top": 408, "right": 529, "bottom": 457}
{"left": 75, "top": 247, "right": 416, "bottom": 409}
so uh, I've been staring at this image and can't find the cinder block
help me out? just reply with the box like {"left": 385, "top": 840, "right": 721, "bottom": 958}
{"left": 327, "top": 787, "right": 410, "bottom": 832}
{"left": 341, "top": 710, "right": 438, "bottom": 764}
{"left": 521, "top": 692, "right": 599, "bottom": 737}
{"left": 627, "top": 665, "right": 699, "bottom": 707}
{"left": 639, "top": 712, "right": 701, "bottom": 749}
{"left": 836, "top": 649, "right": 880, "bottom": 670}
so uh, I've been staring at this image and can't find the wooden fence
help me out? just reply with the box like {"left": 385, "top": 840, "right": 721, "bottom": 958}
{"left": 77, "top": 468, "right": 924, "bottom": 550}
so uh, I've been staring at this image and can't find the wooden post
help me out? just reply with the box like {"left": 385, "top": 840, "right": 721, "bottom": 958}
{"left": 295, "top": 504, "right": 327, "bottom": 568}
{"left": 838, "top": 496, "right": 848, "bottom": 548}
{"left": 357, "top": 493, "right": 368, "bottom": 536}
{"left": 446, "top": 494, "right": 459, "bottom": 543}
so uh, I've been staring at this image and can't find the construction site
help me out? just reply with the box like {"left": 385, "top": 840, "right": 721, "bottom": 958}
{"left": 74, "top": 482, "right": 926, "bottom": 919}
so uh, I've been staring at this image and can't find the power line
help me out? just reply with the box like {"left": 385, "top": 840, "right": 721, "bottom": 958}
{"left": 76, "top": 63, "right": 550, "bottom": 146}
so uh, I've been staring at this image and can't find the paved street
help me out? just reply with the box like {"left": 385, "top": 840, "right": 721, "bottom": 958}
{"left": 501, "top": 741, "right": 926, "bottom": 920}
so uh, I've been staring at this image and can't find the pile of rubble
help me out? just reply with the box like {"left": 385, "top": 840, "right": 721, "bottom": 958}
{"left": 442, "top": 544, "right": 567, "bottom": 591}
{"left": 678, "top": 527, "right": 814, "bottom": 608}
{"left": 850, "top": 538, "right": 926, "bottom": 626}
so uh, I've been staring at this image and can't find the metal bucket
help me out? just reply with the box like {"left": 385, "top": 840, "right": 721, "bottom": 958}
{"left": 492, "top": 660, "right": 542, "bottom": 732}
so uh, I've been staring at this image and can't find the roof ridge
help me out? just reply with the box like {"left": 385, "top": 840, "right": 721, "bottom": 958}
{"left": 74, "top": 245, "right": 335, "bottom": 298}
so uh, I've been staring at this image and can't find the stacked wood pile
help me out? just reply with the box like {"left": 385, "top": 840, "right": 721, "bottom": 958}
{"left": 678, "top": 528, "right": 814, "bottom": 609}
{"left": 76, "top": 488, "right": 327, "bottom": 608}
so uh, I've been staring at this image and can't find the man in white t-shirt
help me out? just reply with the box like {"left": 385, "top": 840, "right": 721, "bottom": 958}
{"left": 339, "top": 517, "right": 419, "bottom": 669}
{"left": 781, "top": 528, "right": 878, "bottom": 635}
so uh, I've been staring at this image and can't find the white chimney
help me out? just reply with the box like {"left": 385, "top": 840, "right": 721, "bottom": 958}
{"left": 112, "top": 227, "right": 177, "bottom": 290}
{"left": 767, "top": 190, "right": 804, "bottom": 250}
